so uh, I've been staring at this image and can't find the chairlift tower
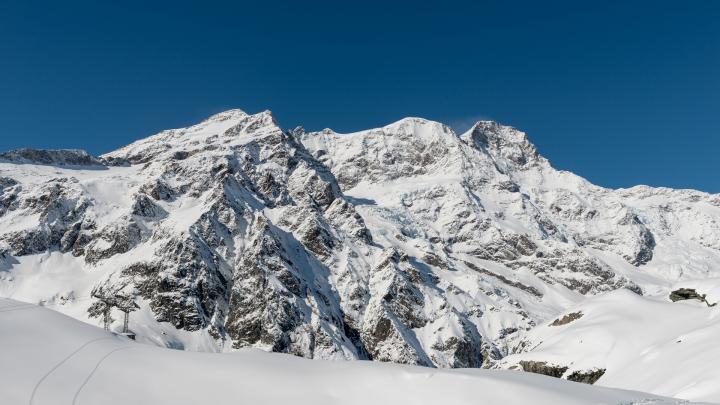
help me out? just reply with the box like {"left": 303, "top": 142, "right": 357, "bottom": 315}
{"left": 122, "top": 310, "right": 130, "bottom": 333}
{"left": 89, "top": 289, "right": 138, "bottom": 336}
{"left": 115, "top": 296, "right": 140, "bottom": 338}
{"left": 90, "top": 294, "right": 116, "bottom": 331}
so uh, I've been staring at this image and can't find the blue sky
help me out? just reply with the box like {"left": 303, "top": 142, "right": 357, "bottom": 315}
{"left": 1, "top": 1, "right": 718, "bottom": 192}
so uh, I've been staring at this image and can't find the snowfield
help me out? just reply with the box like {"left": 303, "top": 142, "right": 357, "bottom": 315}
{"left": 0, "top": 298, "right": 701, "bottom": 405}
{"left": 499, "top": 284, "right": 720, "bottom": 402}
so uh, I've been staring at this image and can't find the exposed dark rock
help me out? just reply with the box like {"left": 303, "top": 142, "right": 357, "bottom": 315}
{"left": 4, "top": 229, "right": 50, "bottom": 256}
{"left": 99, "top": 156, "right": 131, "bottom": 166}
{"left": 131, "top": 193, "right": 167, "bottom": 218}
{"left": 550, "top": 311, "right": 583, "bottom": 326}
{"left": 84, "top": 219, "right": 143, "bottom": 264}
{"left": 0, "top": 177, "right": 17, "bottom": 190}
{"left": 226, "top": 216, "right": 325, "bottom": 355}
{"left": 140, "top": 180, "right": 176, "bottom": 201}
{"left": 566, "top": 368, "right": 606, "bottom": 384}
{"left": 519, "top": 360, "right": 568, "bottom": 378}
{"left": 0, "top": 148, "right": 103, "bottom": 166}
{"left": 619, "top": 213, "right": 656, "bottom": 266}
{"left": 464, "top": 261, "right": 542, "bottom": 298}
{"left": 122, "top": 235, "right": 229, "bottom": 331}
{"left": 430, "top": 315, "right": 483, "bottom": 368}
{"left": 669, "top": 288, "right": 717, "bottom": 307}
{"left": 495, "top": 180, "right": 520, "bottom": 193}
{"left": 422, "top": 252, "right": 448, "bottom": 269}
{"left": 464, "top": 121, "right": 540, "bottom": 170}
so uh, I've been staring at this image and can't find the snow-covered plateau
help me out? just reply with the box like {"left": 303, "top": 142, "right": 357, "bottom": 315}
{"left": 1, "top": 109, "right": 719, "bottom": 403}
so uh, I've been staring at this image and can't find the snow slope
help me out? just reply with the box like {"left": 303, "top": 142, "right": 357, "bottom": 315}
{"left": 0, "top": 298, "right": 699, "bottom": 405}
{"left": 498, "top": 283, "right": 720, "bottom": 402}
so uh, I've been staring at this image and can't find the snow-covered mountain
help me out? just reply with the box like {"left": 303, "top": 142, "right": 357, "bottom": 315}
{"left": 1, "top": 109, "right": 719, "bottom": 402}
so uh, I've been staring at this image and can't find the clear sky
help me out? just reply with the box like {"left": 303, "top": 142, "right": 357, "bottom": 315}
{"left": 1, "top": 1, "right": 718, "bottom": 192}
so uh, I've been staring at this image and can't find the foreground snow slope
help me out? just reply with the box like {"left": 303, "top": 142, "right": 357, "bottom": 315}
{"left": 498, "top": 282, "right": 720, "bottom": 402}
{"left": 0, "top": 298, "right": 699, "bottom": 405}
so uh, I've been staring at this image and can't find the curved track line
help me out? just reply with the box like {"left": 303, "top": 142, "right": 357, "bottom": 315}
{"left": 0, "top": 300, "right": 29, "bottom": 309}
{"left": 28, "top": 337, "right": 116, "bottom": 405}
{"left": 72, "top": 346, "right": 133, "bottom": 405}
{"left": 0, "top": 305, "right": 38, "bottom": 314}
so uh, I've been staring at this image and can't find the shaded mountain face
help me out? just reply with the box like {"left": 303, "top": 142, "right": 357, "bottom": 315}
{"left": 1, "top": 109, "right": 719, "bottom": 368}
{"left": 0, "top": 148, "right": 103, "bottom": 167}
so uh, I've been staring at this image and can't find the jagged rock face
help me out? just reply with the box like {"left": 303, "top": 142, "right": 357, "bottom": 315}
{"left": 0, "top": 148, "right": 103, "bottom": 166}
{"left": 1, "top": 109, "right": 720, "bottom": 369}
{"left": 0, "top": 177, "right": 17, "bottom": 190}
{"left": 0, "top": 177, "right": 92, "bottom": 255}
{"left": 462, "top": 121, "right": 541, "bottom": 172}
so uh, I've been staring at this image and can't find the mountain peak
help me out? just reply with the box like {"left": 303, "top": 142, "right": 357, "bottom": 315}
{"left": 461, "top": 120, "right": 541, "bottom": 169}
{"left": 464, "top": 120, "right": 530, "bottom": 143}
{"left": 385, "top": 116, "right": 434, "bottom": 126}
{"left": 203, "top": 108, "right": 249, "bottom": 123}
